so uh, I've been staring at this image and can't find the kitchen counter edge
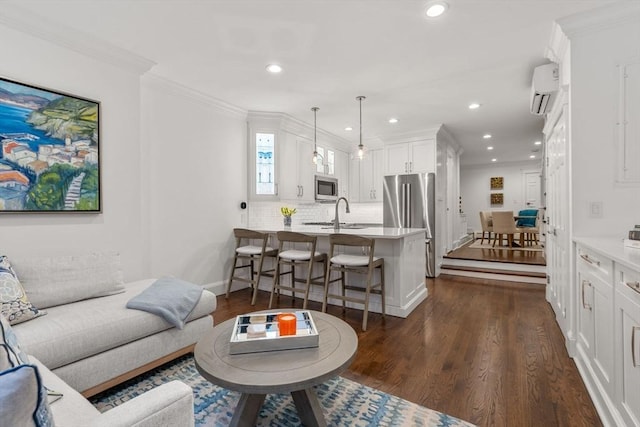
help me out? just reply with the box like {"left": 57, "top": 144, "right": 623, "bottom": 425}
{"left": 573, "top": 236, "right": 640, "bottom": 271}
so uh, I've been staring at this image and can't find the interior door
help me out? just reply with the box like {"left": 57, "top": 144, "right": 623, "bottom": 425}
{"left": 546, "top": 102, "right": 570, "bottom": 337}
{"left": 524, "top": 171, "right": 541, "bottom": 207}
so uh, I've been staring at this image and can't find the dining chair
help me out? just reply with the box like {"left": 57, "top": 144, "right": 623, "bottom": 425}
{"left": 479, "top": 211, "right": 494, "bottom": 244}
{"left": 491, "top": 211, "right": 527, "bottom": 248}
{"left": 268, "top": 231, "right": 328, "bottom": 310}
{"left": 322, "top": 234, "right": 385, "bottom": 331}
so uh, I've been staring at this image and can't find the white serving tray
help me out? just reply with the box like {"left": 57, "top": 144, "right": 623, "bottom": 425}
{"left": 229, "top": 310, "right": 319, "bottom": 355}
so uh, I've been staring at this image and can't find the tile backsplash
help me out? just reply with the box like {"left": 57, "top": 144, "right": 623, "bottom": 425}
{"left": 248, "top": 201, "right": 383, "bottom": 228}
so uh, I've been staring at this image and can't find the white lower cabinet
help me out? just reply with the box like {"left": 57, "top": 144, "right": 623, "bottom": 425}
{"left": 615, "top": 265, "right": 640, "bottom": 427}
{"left": 574, "top": 241, "right": 640, "bottom": 427}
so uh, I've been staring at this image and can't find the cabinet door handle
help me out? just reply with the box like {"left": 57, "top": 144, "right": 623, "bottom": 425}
{"left": 633, "top": 326, "right": 640, "bottom": 368}
{"left": 405, "top": 162, "right": 408, "bottom": 173}
{"left": 625, "top": 281, "right": 640, "bottom": 295}
{"left": 300, "top": 186, "right": 303, "bottom": 197}
{"left": 275, "top": 183, "right": 279, "bottom": 195}
{"left": 581, "top": 280, "right": 592, "bottom": 311}
{"left": 580, "top": 253, "right": 601, "bottom": 267}
{"left": 409, "top": 161, "right": 413, "bottom": 172}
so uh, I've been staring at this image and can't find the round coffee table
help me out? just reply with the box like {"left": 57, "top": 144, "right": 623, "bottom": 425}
{"left": 194, "top": 309, "right": 357, "bottom": 427}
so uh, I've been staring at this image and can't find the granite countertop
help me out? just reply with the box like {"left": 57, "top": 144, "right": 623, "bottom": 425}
{"left": 251, "top": 225, "right": 427, "bottom": 240}
{"left": 573, "top": 236, "right": 640, "bottom": 271}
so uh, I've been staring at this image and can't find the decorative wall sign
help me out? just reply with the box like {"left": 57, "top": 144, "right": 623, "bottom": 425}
{"left": 490, "top": 176, "right": 504, "bottom": 190}
{"left": 0, "top": 77, "right": 100, "bottom": 213}
{"left": 491, "top": 193, "right": 504, "bottom": 205}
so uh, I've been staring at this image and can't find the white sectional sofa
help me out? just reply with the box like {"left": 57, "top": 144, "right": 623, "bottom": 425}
{"left": 9, "top": 253, "right": 217, "bottom": 396}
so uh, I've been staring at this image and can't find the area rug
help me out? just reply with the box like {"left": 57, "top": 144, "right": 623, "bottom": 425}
{"left": 90, "top": 355, "right": 475, "bottom": 427}
{"left": 469, "top": 239, "right": 543, "bottom": 251}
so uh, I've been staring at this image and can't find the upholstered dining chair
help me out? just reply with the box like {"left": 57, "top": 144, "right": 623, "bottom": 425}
{"left": 491, "top": 211, "right": 527, "bottom": 248}
{"left": 517, "top": 209, "right": 540, "bottom": 246}
{"left": 479, "top": 211, "right": 494, "bottom": 244}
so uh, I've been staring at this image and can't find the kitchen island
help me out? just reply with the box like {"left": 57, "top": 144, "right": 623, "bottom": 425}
{"left": 246, "top": 225, "right": 428, "bottom": 318}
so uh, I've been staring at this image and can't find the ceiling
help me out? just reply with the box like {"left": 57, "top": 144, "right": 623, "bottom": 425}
{"left": 6, "top": 0, "right": 614, "bottom": 166}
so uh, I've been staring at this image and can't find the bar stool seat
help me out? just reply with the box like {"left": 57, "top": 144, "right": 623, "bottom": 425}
{"left": 269, "top": 231, "right": 328, "bottom": 310}
{"left": 323, "top": 234, "right": 385, "bottom": 331}
{"left": 226, "top": 228, "right": 278, "bottom": 306}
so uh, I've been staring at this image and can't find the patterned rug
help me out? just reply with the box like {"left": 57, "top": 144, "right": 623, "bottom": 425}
{"left": 469, "top": 240, "right": 543, "bottom": 251}
{"left": 91, "top": 355, "right": 475, "bottom": 427}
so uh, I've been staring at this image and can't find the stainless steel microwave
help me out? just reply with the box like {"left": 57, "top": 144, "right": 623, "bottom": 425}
{"left": 315, "top": 176, "right": 338, "bottom": 202}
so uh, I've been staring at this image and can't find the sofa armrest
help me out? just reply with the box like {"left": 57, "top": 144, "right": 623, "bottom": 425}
{"left": 93, "top": 381, "right": 194, "bottom": 427}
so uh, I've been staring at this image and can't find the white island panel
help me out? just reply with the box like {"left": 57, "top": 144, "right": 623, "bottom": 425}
{"left": 246, "top": 226, "right": 428, "bottom": 318}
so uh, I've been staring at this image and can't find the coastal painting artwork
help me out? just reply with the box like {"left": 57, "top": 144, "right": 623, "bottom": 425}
{"left": 0, "top": 77, "right": 100, "bottom": 213}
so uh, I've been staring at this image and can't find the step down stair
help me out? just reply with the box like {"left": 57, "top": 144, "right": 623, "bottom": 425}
{"left": 441, "top": 258, "right": 546, "bottom": 285}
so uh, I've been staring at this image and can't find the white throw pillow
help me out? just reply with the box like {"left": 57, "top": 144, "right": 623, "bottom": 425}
{"left": 11, "top": 252, "right": 125, "bottom": 309}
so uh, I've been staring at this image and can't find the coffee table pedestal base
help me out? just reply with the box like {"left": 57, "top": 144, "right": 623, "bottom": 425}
{"left": 231, "top": 388, "right": 326, "bottom": 427}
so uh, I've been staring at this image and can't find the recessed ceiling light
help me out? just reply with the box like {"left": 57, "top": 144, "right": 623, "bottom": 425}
{"left": 530, "top": 155, "right": 536, "bottom": 159}
{"left": 491, "top": 158, "right": 497, "bottom": 162}
{"left": 425, "top": 1, "right": 448, "bottom": 18}
{"left": 265, "top": 64, "right": 282, "bottom": 73}
{"left": 487, "top": 146, "right": 494, "bottom": 150}
{"left": 468, "top": 103, "right": 481, "bottom": 110}
{"left": 534, "top": 140, "right": 542, "bottom": 145}
{"left": 483, "top": 134, "right": 492, "bottom": 139}
{"left": 388, "top": 118, "right": 398, "bottom": 124}
{"left": 345, "top": 126, "right": 353, "bottom": 131}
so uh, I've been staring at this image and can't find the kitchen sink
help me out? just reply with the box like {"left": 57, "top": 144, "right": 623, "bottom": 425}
{"left": 320, "top": 223, "right": 367, "bottom": 230}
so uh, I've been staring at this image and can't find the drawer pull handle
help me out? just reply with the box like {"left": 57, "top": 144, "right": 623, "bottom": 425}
{"left": 580, "top": 253, "right": 600, "bottom": 267}
{"left": 626, "top": 281, "right": 640, "bottom": 295}
{"left": 633, "top": 326, "right": 640, "bottom": 368}
{"left": 581, "top": 280, "right": 592, "bottom": 311}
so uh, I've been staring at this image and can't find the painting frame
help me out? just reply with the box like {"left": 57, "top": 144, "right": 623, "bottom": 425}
{"left": 0, "top": 76, "right": 101, "bottom": 213}
{"left": 490, "top": 176, "right": 503, "bottom": 190}
{"left": 490, "top": 193, "right": 504, "bottom": 206}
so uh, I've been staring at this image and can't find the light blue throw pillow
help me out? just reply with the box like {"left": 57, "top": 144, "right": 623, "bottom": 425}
{"left": 126, "top": 277, "right": 203, "bottom": 330}
{"left": 0, "top": 364, "right": 55, "bottom": 427}
{"left": 1, "top": 313, "right": 30, "bottom": 365}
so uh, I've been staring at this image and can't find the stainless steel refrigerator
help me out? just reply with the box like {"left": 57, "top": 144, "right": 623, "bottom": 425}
{"left": 383, "top": 172, "right": 436, "bottom": 277}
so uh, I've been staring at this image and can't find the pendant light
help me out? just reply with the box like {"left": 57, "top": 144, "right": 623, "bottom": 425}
{"left": 311, "top": 107, "right": 319, "bottom": 164}
{"left": 356, "top": 96, "right": 366, "bottom": 160}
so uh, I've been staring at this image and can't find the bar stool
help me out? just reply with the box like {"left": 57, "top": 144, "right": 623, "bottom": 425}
{"left": 322, "top": 234, "right": 385, "bottom": 331}
{"left": 226, "top": 228, "right": 278, "bottom": 306}
{"left": 269, "top": 231, "right": 328, "bottom": 310}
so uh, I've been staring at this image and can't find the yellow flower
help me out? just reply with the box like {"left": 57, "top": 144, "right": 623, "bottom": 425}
{"left": 280, "top": 207, "right": 297, "bottom": 217}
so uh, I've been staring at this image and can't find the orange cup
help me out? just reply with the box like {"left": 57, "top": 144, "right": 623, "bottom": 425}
{"left": 277, "top": 313, "right": 297, "bottom": 336}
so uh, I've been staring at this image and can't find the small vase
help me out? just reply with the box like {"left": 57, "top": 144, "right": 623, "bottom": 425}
{"left": 283, "top": 216, "right": 292, "bottom": 227}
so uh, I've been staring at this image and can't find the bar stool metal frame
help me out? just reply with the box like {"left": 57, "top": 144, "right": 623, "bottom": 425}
{"left": 322, "top": 234, "right": 385, "bottom": 331}
{"left": 268, "top": 231, "right": 328, "bottom": 310}
{"left": 226, "top": 228, "right": 278, "bottom": 306}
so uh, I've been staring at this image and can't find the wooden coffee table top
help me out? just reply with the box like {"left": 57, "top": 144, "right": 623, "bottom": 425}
{"left": 194, "top": 310, "right": 358, "bottom": 395}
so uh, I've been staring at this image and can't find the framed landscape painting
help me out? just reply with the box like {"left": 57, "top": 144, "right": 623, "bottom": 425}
{"left": 0, "top": 76, "right": 100, "bottom": 213}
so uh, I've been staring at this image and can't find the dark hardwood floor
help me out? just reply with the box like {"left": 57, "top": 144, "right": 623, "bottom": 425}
{"left": 215, "top": 275, "right": 601, "bottom": 427}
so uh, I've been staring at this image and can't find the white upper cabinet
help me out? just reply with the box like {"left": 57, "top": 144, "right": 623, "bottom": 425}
{"left": 350, "top": 149, "right": 383, "bottom": 202}
{"left": 279, "top": 133, "right": 315, "bottom": 201}
{"left": 248, "top": 120, "right": 280, "bottom": 201}
{"left": 333, "top": 149, "right": 349, "bottom": 198}
{"left": 384, "top": 139, "right": 435, "bottom": 175}
{"left": 616, "top": 60, "right": 640, "bottom": 183}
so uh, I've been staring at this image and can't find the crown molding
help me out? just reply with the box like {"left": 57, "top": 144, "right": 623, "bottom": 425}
{"left": 545, "top": 21, "right": 569, "bottom": 64}
{"left": 381, "top": 126, "right": 441, "bottom": 145}
{"left": 143, "top": 74, "right": 247, "bottom": 118}
{"left": 556, "top": 1, "right": 640, "bottom": 39}
{"left": 0, "top": 3, "right": 155, "bottom": 75}
{"left": 437, "top": 125, "right": 463, "bottom": 154}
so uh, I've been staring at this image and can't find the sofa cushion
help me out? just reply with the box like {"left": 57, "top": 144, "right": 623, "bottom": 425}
{"left": 0, "top": 256, "right": 46, "bottom": 325}
{"left": 31, "top": 356, "right": 100, "bottom": 426}
{"left": 11, "top": 252, "right": 125, "bottom": 309}
{"left": 13, "top": 279, "right": 216, "bottom": 370}
{"left": 0, "top": 364, "right": 55, "bottom": 427}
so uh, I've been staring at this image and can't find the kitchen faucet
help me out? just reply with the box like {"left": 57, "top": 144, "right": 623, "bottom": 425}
{"left": 334, "top": 197, "right": 350, "bottom": 230}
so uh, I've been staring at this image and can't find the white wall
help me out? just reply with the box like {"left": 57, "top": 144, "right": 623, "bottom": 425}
{"left": 0, "top": 24, "right": 148, "bottom": 280}
{"left": 569, "top": 16, "right": 640, "bottom": 237}
{"left": 461, "top": 161, "right": 541, "bottom": 232}
{"left": 141, "top": 76, "right": 247, "bottom": 288}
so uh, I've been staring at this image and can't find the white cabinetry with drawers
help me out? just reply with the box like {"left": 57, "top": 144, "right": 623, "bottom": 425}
{"left": 574, "top": 238, "right": 640, "bottom": 427}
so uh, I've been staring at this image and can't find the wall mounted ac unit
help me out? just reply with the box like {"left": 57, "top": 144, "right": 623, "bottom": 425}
{"left": 530, "top": 63, "right": 559, "bottom": 115}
